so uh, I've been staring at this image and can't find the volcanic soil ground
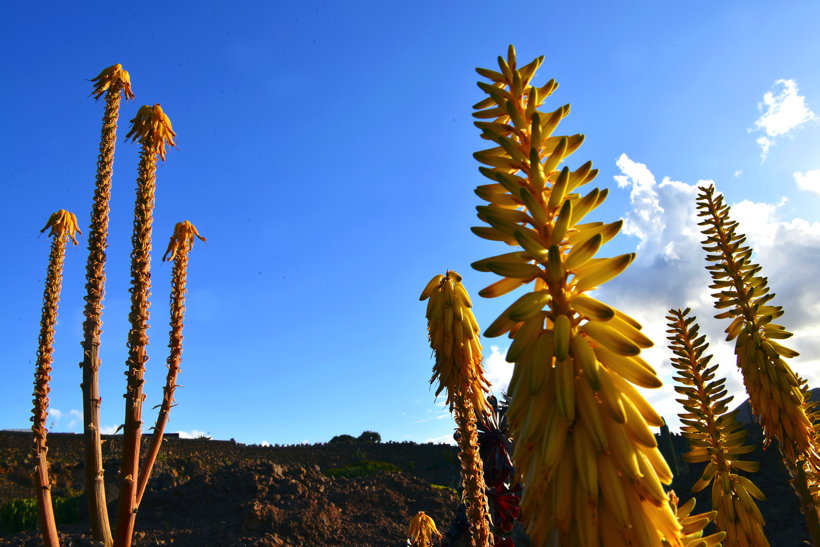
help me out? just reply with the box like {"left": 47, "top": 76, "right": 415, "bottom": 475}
{"left": 0, "top": 433, "right": 461, "bottom": 546}
{"left": 0, "top": 422, "right": 815, "bottom": 545}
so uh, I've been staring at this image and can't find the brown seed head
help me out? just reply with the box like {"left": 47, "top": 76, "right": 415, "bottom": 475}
{"left": 40, "top": 209, "right": 81, "bottom": 245}
{"left": 126, "top": 104, "right": 177, "bottom": 161}
{"left": 90, "top": 63, "right": 135, "bottom": 100}
{"left": 163, "top": 220, "right": 206, "bottom": 262}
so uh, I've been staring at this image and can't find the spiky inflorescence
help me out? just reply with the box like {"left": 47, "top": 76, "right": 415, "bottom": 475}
{"left": 421, "top": 271, "right": 492, "bottom": 547}
{"left": 470, "top": 46, "right": 681, "bottom": 545}
{"left": 115, "top": 105, "right": 177, "bottom": 547}
{"left": 408, "top": 511, "right": 444, "bottom": 547}
{"left": 125, "top": 104, "right": 176, "bottom": 161}
{"left": 90, "top": 63, "right": 134, "bottom": 100}
{"left": 666, "top": 492, "right": 725, "bottom": 547}
{"left": 696, "top": 184, "right": 820, "bottom": 541}
{"left": 667, "top": 308, "right": 768, "bottom": 546}
{"left": 33, "top": 210, "right": 80, "bottom": 547}
{"left": 136, "top": 221, "right": 205, "bottom": 506}
{"left": 83, "top": 63, "right": 134, "bottom": 547}
{"left": 420, "top": 271, "right": 491, "bottom": 417}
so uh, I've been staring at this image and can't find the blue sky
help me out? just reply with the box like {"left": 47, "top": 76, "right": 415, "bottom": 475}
{"left": 2, "top": 1, "right": 820, "bottom": 445}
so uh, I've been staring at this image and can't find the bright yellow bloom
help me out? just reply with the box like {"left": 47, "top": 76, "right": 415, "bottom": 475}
{"left": 125, "top": 104, "right": 176, "bottom": 160}
{"left": 667, "top": 309, "right": 768, "bottom": 546}
{"left": 469, "top": 45, "right": 681, "bottom": 545}
{"left": 40, "top": 209, "right": 81, "bottom": 245}
{"left": 90, "top": 63, "right": 135, "bottom": 100}
{"left": 697, "top": 184, "right": 820, "bottom": 541}
{"left": 666, "top": 492, "right": 726, "bottom": 547}
{"left": 408, "top": 511, "right": 443, "bottom": 547}
{"left": 162, "top": 221, "right": 206, "bottom": 262}
{"left": 420, "top": 271, "right": 491, "bottom": 418}
{"left": 421, "top": 271, "right": 492, "bottom": 545}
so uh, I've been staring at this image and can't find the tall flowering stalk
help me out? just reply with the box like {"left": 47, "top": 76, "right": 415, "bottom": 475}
{"left": 469, "top": 46, "right": 681, "bottom": 545}
{"left": 667, "top": 308, "right": 768, "bottom": 546}
{"left": 32, "top": 211, "right": 80, "bottom": 547}
{"left": 115, "top": 104, "right": 176, "bottom": 547}
{"left": 420, "top": 271, "right": 492, "bottom": 546}
{"left": 136, "top": 221, "right": 205, "bottom": 506}
{"left": 696, "top": 184, "right": 820, "bottom": 541}
{"left": 82, "top": 63, "right": 133, "bottom": 547}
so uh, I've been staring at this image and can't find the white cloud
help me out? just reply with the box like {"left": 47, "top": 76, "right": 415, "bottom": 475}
{"left": 602, "top": 154, "right": 820, "bottom": 432}
{"left": 733, "top": 170, "right": 743, "bottom": 178}
{"left": 99, "top": 425, "right": 121, "bottom": 435}
{"left": 483, "top": 345, "right": 513, "bottom": 396}
{"left": 795, "top": 169, "right": 820, "bottom": 196}
{"left": 47, "top": 408, "right": 83, "bottom": 432}
{"left": 178, "top": 429, "right": 210, "bottom": 439}
{"left": 260, "top": 440, "right": 271, "bottom": 447}
{"left": 425, "top": 434, "right": 457, "bottom": 445}
{"left": 752, "top": 79, "right": 816, "bottom": 160}
{"left": 756, "top": 137, "right": 773, "bottom": 161}
{"left": 614, "top": 155, "right": 666, "bottom": 249}
{"left": 730, "top": 197, "right": 788, "bottom": 249}
{"left": 413, "top": 400, "right": 451, "bottom": 424}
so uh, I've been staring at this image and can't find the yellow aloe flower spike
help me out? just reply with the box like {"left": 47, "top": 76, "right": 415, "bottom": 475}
{"left": 696, "top": 184, "right": 820, "bottom": 542}
{"left": 40, "top": 209, "right": 81, "bottom": 244}
{"left": 470, "top": 45, "right": 681, "bottom": 545}
{"left": 125, "top": 104, "right": 176, "bottom": 161}
{"left": 667, "top": 309, "right": 769, "bottom": 546}
{"left": 162, "top": 220, "right": 206, "bottom": 262}
{"left": 420, "top": 271, "right": 491, "bottom": 418}
{"left": 421, "top": 271, "right": 492, "bottom": 546}
{"left": 408, "top": 511, "right": 443, "bottom": 547}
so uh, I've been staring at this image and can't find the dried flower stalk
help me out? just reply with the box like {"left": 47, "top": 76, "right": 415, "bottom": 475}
{"left": 82, "top": 63, "right": 133, "bottom": 547}
{"left": 114, "top": 104, "right": 176, "bottom": 547}
{"left": 32, "top": 210, "right": 80, "bottom": 547}
{"left": 136, "top": 221, "right": 205, "bottom": 506}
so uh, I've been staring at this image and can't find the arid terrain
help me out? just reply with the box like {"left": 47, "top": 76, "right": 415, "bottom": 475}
{"left": 0, "top": 433, "right": 461, "bottom": 546}
{"left": 0, "top": 420, "right": 813, "bottom": 545}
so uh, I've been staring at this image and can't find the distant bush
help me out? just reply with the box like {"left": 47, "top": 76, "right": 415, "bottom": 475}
{"left": 357, "top": 431, "right": 381, "bottom": 443}
{"left": 328, "top": 434, "right": 357, "bottom": 445}
{"left": 0, "top": 495, "right": 82, "bottom": 535}
{"left": 325, "top": 460, "right": 401, "bottom": 478}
